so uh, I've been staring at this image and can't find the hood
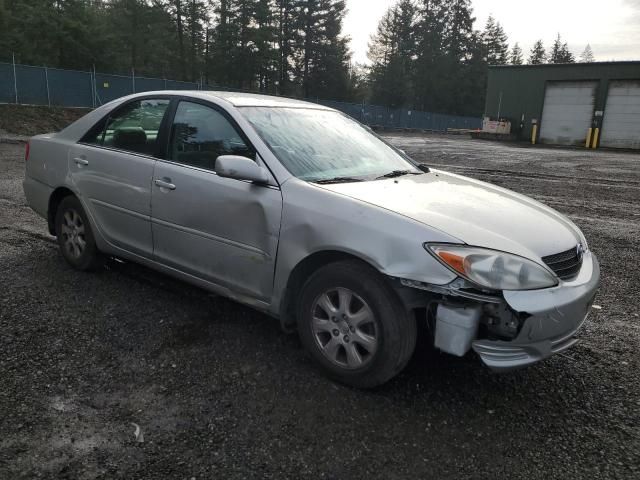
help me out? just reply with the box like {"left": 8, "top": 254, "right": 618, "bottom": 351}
{"left": 316, "top": 170, "right": 581, "bottom": 261}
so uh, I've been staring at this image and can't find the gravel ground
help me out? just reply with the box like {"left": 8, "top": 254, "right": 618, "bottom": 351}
{"left": 1, "top": 135, "right": 639, "bottom": 479}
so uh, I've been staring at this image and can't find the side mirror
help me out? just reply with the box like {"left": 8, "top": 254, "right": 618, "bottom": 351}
{"left": 216, "top": 155, "right": 270, "bottom": 184}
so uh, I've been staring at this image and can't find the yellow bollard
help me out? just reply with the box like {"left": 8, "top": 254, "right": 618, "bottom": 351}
{"left": 585, "top": 128, "right": 593, "bottom": 148}
{"left": 531, "top": 124, "right": 538, "bottom": 145}
{"left": 592, "top": 128, "right": 600, "bottom": 149}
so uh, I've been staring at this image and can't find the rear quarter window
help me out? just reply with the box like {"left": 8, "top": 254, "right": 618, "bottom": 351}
{"left": 80, "top": 99, "right": 169, "bottom": 156}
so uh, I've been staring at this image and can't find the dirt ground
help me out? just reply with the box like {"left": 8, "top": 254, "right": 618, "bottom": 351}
{"left": 1, "top": 133, "right": 639, "bottom": 479}
{"left": 0, "top": 104, "right": 88, "bottom": 138}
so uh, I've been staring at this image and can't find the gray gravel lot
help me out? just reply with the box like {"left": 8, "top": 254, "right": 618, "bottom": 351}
{"left": 1, "top": 135, "right": 639, "bottom": 479}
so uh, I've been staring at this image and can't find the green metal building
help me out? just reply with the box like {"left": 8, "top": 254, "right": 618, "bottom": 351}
{"left": 484, "top": 62, "right": 640, "bottom": 149}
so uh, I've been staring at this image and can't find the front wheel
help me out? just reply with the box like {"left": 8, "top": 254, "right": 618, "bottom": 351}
{"left": 297, "top": 260, "right": 416, "bottom": 388}
{"left": 54, "top": 196, "right": 101, "bottom": 271}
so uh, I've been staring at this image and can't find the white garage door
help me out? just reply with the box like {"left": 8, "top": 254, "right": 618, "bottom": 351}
{"left": 600, "top": 80, "right": 640, "bottom": 149}
{"left": 539, "top": 81, "right": 597, "bottom": 146}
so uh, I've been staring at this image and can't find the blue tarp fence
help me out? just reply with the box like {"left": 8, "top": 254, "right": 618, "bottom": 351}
{"left": 0, "top": 62, "right": 482, "bottom": 131}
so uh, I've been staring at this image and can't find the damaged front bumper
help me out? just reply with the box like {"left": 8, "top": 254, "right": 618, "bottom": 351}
{"left": 472, "top": 251, "right": 600, "bottom": 371}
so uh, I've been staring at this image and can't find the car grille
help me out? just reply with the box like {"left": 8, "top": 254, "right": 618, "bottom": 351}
{"left": 542, "top": 246, "right": 583, "bottom": 281}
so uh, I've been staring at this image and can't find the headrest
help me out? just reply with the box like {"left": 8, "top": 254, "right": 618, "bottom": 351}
{"left": 113, "top": 127, "right": 147, "bottom": 151}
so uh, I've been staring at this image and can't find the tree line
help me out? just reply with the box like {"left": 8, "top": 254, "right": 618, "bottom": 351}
{"left": 0, "top": 0, "right": 355, "bottom": 101}
{"left": 367, "top": 0, "right": 596, "bottom": 115}
{"left": 0, "top": 0, "right": 596, "bottom": 117}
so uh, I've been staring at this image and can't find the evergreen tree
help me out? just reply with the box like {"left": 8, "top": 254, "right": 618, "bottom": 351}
{"left": 549, "top": 33, "right": 562, "bottom": 63}
{"left": 275, "top": 0, "right": 296, "bottom": 95}
{"left": 0, "top": 0, "right": 543, "bottom": 117}
{"left": 558, "top": 42, "right": 575, "bottom": 63}
{"left": 0, "top": 0, "right": 107, "bottom": 69}
{"left": 528, "top": 39, "right": 546, "bottom": 64}
{"left": 292, "top": 0, "right": 351, "bottom": 100}
{"left": 209, "top": 0, "right": 240, "bottom": 86}
{"left": 411, "top": 0, "right": 483, "bottom": 115}
{"left": 549, "top": 33, "right": 574, "bottom": 63}
{"left": 413, "top": 0, "right": 447, "bottom": 112}
{"left": 509, "top": 42, "right": 523, "bottom": 65}
{"left": 482, "top": 15, "right": 508, "bottom": 65}
{"left": 253, "top": 0, "right": 278, "bottom": 92}
{"left": 185, "top": 0, "right": 209, "bottom": 82}
{"left": 580, "top": 44, "right": 595, "bottom": 63}
{"left": 439, "top": 0, "right": 477, "bottom": 115}
{"left": 459, "top": 30, "right": 489, "bottom": 117}
{"left": 368, "top": 0, "right": 416, "bottom": 107}
{"left": 347, "top": 63, "right": 369, "bottom": 102}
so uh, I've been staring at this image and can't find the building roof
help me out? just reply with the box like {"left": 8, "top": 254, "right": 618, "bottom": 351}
{"left": 489, "top": 61, "right": 640, "bottom": 69}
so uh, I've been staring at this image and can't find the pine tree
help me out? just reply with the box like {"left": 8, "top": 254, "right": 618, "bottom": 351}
{"left": 440, "top": 0, "right": 478, "bottom": 115}
{"left": 548, "top": 33, "right": 574, "bottom": 63}
{"left": 368, "top": 0, "right": 416, "bottom": 107}
{"left": 558, "top": 42, "right": 575, "bottom": 63}
{"left": 292, "top": 0, "right": 351, "bottom": 100}
{"left": 442, "top": 0, "right": 475, "bottom": 62}
{"left": 253, "top": 0, "right": 278, "bottom": 92}
{"left": 275, "top": 0, "right": 295, "bottom": 94}
{"left": 482, "top": 15, "right": 508, "bottom": 65}
{"left": 209, "top": 0, "right": 240, "bottom": 86}
{"left": 412, "top": 0, "right": 446, "bottom": 111}
{"left": 509, "top": 42, "right": 523, "bottom": 65}
{"left": 549, "top": 33, "right": 562, "bottom": 63}
{"left": 186, "top": 0, "right": 209, "bottom": 82}
{"left": 528, "top": 39, "right": 546, "bottom": 64}
{"left": 460, "top": 30, "right": 489, "bottom": 117}
{"left": 580, "top": 44, "right": 595, "bottom": 62}
{"left": 171, "top": 0, "right": 187, "bottom": 79}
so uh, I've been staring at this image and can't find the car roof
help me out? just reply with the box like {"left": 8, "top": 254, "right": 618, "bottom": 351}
{"left": 55, "top": 90, "right": 335, "bottom": 141}
{"left": 129, "top": 90, "right": 334, "bottom": 110}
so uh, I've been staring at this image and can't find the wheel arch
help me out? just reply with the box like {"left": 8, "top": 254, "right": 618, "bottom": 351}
{"left": 47, "top": 186, "right": 77, "bottom": 235}
{"left": 279, "top": 250, "right": 384, "bottom": 332}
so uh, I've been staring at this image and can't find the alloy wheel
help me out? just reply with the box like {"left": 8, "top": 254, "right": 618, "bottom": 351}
{"left": 59, "top": 209, "right": 87, "bottom": 259}
{"left": 311, "top": 287, "right": 379, "bottom": 369}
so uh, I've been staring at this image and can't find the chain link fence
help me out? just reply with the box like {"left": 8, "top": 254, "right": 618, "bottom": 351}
{"left": 0, "top": 61, "right": 482, "bottom": 131}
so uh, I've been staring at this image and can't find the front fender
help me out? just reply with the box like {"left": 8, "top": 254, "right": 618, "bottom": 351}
{"left": 270, "top": 178, "right": 460, "bottom": 316}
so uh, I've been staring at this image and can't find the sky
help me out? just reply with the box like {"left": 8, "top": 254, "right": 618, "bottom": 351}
{"left": 344, "top": 0, "right": 640, "bottom": 64}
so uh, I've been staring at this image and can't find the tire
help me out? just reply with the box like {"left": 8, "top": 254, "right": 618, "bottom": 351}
{"left": 54, "top": 195, "right": 102, "bottom": 271}
{"left": 297, "top": 260, "right": 417, "bottom": 388}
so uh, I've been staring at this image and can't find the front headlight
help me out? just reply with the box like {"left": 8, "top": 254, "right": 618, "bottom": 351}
{"left": 425, "top": 244, "right": 558, "bottom": 291}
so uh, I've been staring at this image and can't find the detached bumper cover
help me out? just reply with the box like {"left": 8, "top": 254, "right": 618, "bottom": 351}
{"left": 472, "top": 251, "right": 600, "bottom": 371}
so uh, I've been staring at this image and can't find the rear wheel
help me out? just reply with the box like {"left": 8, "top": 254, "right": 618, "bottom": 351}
{"left": 297, "top": 260, "right": 416, "bottom": 388}
{"left": 54, "top": 196, "right": 101, "bottom": 271}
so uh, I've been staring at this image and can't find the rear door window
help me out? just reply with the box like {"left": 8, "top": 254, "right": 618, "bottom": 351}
{"left": 82, "top": 99, "right": 170, "bottom": 156}
{"left": 167, "top": 101, "right": 255, "bottom": 171}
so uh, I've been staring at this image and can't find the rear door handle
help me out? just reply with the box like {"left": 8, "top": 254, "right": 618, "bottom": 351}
{"left": 154, "top": 179, "right": 176, "bottom": 190}
{"left": 73, "top": 157, "right": 89, "bottom": 166}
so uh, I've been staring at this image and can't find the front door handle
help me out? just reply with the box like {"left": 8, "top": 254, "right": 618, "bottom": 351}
{"left": 73, "top": 157, "right": 89, "bottom": 166}
{"left": 154, "top": 178, "right": 176, "bottom": 190}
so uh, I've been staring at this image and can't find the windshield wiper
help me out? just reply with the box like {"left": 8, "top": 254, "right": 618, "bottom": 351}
{"left": 313, "top": 176, "right": 366, "bottom": 184}
{"left": 375, "top": 170, "right": 421, "bottom": 180}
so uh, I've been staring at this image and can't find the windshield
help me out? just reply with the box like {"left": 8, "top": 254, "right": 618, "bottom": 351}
{"left": 240, "top": 107, "right": 420, "bottom": 181}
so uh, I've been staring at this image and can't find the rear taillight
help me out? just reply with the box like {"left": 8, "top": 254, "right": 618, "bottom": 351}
{"left": 25, "top": 141, "right": 30, "bottom": 161}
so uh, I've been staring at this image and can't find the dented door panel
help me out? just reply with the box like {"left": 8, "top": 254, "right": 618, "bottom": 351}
{"left": 151, "top": 161, "right": 282, "bottom": 301}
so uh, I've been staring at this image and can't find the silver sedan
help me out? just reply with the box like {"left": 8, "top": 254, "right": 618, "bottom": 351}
{"left": 23, "top": 91, "right": 600, "bottom": 388}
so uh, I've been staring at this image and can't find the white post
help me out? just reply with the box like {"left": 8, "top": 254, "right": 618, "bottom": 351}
{"left": 89, "top": 68, "right": 94, "bottom": 108}
{"left": 44, "top": 66, "right": 51, "bottom": 107}
{"left": 92, "top": 65, "right": 97, "bottom": 108}
{"left": 12, "top": 52, "right": 18, "bottom": 104}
